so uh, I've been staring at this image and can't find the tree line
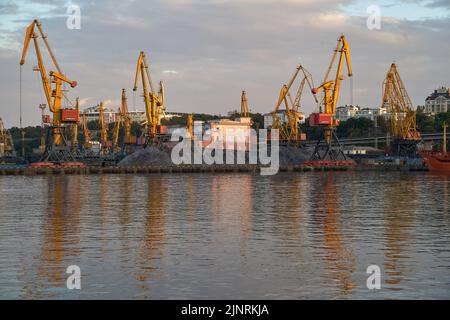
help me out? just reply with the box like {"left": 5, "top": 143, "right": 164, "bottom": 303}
{"left": 7, "top": 111, "right": 450, "bottom": 157}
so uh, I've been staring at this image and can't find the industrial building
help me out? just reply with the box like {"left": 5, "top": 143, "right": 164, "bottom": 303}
{"left": 206, "top": 117, "right": 253, "bottom": 151}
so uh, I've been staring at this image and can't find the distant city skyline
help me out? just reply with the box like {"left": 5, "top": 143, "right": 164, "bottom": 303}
{"left": 0, "top": 0, "right": 449, "bottom": 127}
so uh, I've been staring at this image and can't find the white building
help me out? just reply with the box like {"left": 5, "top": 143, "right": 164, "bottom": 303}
{"left": 425, "top": 87, "right": 450, "bottom": 114}
{"left": 82, "top": 105, "right": 117, "bottom": 123}
{"left": 336, "top": 105, "right": 360, "bottom": 121}
{"left": 336, "top": 105, "right": 387, "bottom": 121}
{"left": 82, "top": 106, "right": 182, "bottom": 124}
{"left": 355, "top": 107, "right": 387, "bottom": 121}
{"left": 205, "top": 117, "right": 253, "bottom": 150}
{"left": 263, "top": 110, "right": 305, "bottom": 129}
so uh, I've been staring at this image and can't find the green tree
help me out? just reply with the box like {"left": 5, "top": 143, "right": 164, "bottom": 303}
{"left": 416, "top": 111, "right": 435, "bottom": 133}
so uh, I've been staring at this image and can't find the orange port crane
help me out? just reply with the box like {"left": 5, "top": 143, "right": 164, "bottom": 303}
{"left": 310, "top": 34, "right": 352, "bottom": 161}
{"left": 381, "top": 63, "right": 421, "bottom": 157}
{"left": 133, "top": 51, "right": 165, "bottom": 145}
{"left": 271, "top": 64, "right": 317, "bottom": 143}
{"left": 20, "top": 19, "right": 78, "bottom": 152}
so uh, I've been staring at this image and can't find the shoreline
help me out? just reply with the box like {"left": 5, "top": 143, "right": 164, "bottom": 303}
{"left": 0, "top": 163, "right": 428, "bottom": 176}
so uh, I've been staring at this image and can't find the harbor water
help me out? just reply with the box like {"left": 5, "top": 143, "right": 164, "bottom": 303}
{"left": 0, "top": 171, "right": 449, "bottom": 299}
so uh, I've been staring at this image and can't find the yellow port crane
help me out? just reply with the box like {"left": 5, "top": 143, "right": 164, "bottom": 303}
{"left": 133, "top": 51, "right": 165, "bottom": 145}
{"left": 310, "top": 34, "right": 352, "bottom": 161}
{"left": 98, "top": 102, "right": 109, "bottom": 154}
{"left": 20, "top": 19, "right": 78, "bottom": 153}
{"left": 113, "top": 89, "right": 136, "bottom": 152}
{"left": 381, "top": 63, "right": 421, "bottom": 156}
{"left": 271, "top": 64, "right": 317, "bottom": 143}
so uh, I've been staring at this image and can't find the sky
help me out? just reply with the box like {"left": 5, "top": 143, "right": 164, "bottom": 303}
{"left": 0, "top": 0, "right": 449, "bottom": 127}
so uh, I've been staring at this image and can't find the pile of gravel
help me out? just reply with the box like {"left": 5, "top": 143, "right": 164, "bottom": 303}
{"left": 118, "top": 146, "right": 172, "bottom": 167}
{"left": 118, "top": 145, "right": 312, "bottom": 167}
{"left": 278, "top": 145, "right": 313, "bottom": 166}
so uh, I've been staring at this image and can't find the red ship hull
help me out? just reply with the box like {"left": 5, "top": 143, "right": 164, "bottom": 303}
{"left": 422, "top": 152, "right": 450, "bottom": 172}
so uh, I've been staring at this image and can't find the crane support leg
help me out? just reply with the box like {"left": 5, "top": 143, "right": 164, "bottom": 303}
{"left": 391, "top": 138, "right": 420, "bottom": 158}
{"left": 311, "top": 128, "right": 347, "bottom": 161}
{"left": 41, "top": 126, "right": 76, "bottom": 162}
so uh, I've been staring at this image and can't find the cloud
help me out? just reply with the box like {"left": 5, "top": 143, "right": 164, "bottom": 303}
{"left": 424, "top": 0, "right": 450, "bottom": 9}
{"left": 162, "top": 70, "right": 179, "bottom": 75}
{"left": 102, "top": 99, "right": 119, "bottom": 109}
{"left": 78, "top": 97, "right": 90, "bottom": 107}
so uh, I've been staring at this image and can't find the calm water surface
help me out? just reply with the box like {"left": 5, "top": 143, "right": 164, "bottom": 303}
{"left": 0, "top": 172, "right": 449, "bottom": 299}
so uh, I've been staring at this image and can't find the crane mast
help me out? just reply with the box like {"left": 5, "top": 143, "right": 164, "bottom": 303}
{"left": 113, "top": 108, "right": 122, "bottom": 150}
{"left": 82, "top": 113, "right": 91, "bottom": 149}
{"left": 241, "top": 91, "right": 249, "bottom": 117}
{"left": 113, "top": 88, "right": 135, "bottom": 151}
{"left": 122, "top": 89, "right": 134, "bottom": 145}
{"left": 98, "top": 102, "right": 108, "bottom": 154}
{"left": 187, "top": 114, "right": 194, "bottom": 140}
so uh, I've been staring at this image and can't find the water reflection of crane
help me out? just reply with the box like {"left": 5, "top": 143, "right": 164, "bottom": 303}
{"left": 31, "top": 176, "right": 81, "bottom": 298}
{"left": 135, "top": 177, "right": 167, "bottom": 291}
{"left": 383, "top": 176, "right": 416, "bottom": 289}
{"left": 210, "top": 175, "right": 253, "bottom": 256}
{"left": 270, "top": 174, "right": 307, "bottom": 253}
{"left": 311, "top": 174, "right": 356, "bottom": 297}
